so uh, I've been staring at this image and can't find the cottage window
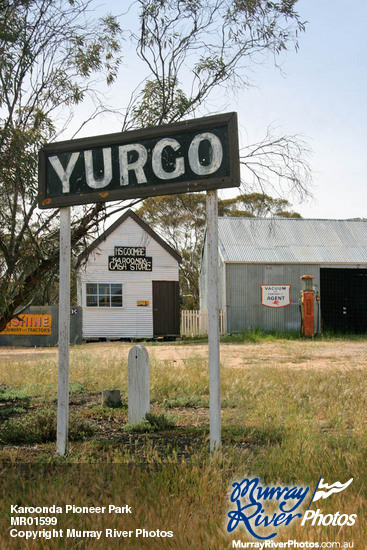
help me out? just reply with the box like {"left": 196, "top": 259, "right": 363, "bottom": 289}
{"left": 86, "top": 283, "right": 123, "bottom": 307}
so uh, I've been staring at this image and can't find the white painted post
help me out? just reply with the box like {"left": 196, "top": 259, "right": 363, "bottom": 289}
{"left": 128, "top": 345, "right": 150, "bottom": 424}
{"left": 57, "top": 207, "right": 71, "bottom": 455}
{"left": 206, "top": 189, "right": 221, "bottom": 451}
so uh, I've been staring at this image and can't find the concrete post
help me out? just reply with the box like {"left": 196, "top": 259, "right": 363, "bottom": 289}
{"left": 128, "top": 345, "right": 150, "bottom": 423}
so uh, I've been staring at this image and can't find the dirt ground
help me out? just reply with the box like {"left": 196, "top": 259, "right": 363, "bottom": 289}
{"left": 0, "top": 338, "right": 366, "bottom": 370}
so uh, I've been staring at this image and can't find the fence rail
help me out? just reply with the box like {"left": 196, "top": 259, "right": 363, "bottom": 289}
{"left": 181, "top": 310, "right": 226, "bottom": 337}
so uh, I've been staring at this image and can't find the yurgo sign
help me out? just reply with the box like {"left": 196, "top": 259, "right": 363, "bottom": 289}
{"left": 38, "top": 112, "right": 239, "bottom": 209}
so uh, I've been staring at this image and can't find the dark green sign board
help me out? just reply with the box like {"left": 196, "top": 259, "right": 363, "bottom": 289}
{"left": 38, "top": 112, "right": 239, "bottom": 209}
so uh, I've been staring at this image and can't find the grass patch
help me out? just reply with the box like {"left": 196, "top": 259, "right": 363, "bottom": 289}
{"left": 162, "top": 396, "right": 209, "bottom": 409}
{"left": 69, "top": 383, "right": 88, "bottom": 394}
{"left": 221, "top": 328, "right": 301, "bottom": 343}
{"left": 123, "top": 412, "right": 177, "bottom": 433}
{"left": 0, "top": 386, "right": 31, "bottom": 402}
{"left": 0, "top": 339, "right": 366, "bottom": 547}
{"left": 0, "top": 407, "right": 95, "bottom": 444}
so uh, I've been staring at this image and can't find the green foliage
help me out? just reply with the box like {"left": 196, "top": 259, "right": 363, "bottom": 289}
{"left": 0, "top": 407, "right": 95, "bottom": 444}
{"left": 0, "top": 386, "right": 31, "bottom": 402}
{"left": 0, "top": 0, "right": 311, "bottom": 331}
{"left": 131, "top": 78, "right": 193, "bottom": 128}
{"left": 135, "top": 0, "right": 305, "bottom": 127}
{"left": 123, "top": 412, "right": 177, "bottom": 433}
{"left": 0, "top": 0, "right": 123, "bottom": 331}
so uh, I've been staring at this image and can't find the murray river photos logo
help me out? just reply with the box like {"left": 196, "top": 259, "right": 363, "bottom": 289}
{"left": 227, "top": 476, "right": 356, "bottom": 540}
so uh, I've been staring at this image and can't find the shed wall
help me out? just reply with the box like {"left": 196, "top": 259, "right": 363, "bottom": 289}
{"left": 0, "top": 306, "right": 82, "bottom": 347}
{"left": 226, "top": 263, "right": 320, "bottom": 333}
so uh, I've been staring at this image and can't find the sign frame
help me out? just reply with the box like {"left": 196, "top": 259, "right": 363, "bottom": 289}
{"left": 38, "top": 112, "right": 240, "bottom": 209}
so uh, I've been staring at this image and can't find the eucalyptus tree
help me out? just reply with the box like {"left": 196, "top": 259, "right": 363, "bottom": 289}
{"left": 0, "top": 0, "right": 124, "bottom": 330}
{"left": 0, "top": 0, "right": 311, "bottom": 331}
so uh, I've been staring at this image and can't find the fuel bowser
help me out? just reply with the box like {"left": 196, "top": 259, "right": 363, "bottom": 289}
{"left": 300, "top": 275, "right": 315, "bottom": 338}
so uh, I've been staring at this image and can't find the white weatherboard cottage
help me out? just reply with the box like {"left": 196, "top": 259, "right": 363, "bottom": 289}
{"left": 77, "top": 210, "right": 181, "bottom": 339}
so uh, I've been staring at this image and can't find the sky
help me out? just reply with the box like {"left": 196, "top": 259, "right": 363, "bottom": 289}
{"left": 66, "top": 0, "right": 367, "bottom": 220}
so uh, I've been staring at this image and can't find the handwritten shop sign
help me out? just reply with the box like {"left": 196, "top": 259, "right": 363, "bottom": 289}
{"left": 1, "top": 314, "right": 52, "bottom": 335}
{"left": 261, "top": 285, "right": 291, "bottom": 308}
{"left": 38, "top": 112, "right": 240, "bottom": 209}
{"left": 109, "top": 245, "right": 152, "bottom": 272}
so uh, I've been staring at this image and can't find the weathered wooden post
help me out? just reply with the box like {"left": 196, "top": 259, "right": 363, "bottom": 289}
{"left": 206, "top": 189, "right": 221, "bottom": 451}
{"left": 57, "top": 206, "right": 71, "bottom": 456}
{"left": 128, "top": 345, "right": 150, "bottom": 423}
{"left": 38, "top": 112, "right": 240, "bottom": 457}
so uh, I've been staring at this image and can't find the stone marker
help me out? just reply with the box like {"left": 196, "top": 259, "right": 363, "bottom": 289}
{"left": 128, "top": 345, "right": 150, "bottom": 423}
{"left": 102, "top": 389, "right": 121, "bottom": 407}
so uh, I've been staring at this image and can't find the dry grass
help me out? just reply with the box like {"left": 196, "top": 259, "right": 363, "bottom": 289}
{"left": 0, "top": 338, "right": 366, "bottom": 548}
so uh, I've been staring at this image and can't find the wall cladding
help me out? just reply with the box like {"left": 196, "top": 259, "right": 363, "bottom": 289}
{"left": 0, "top": 306, "right": 82, "bottom": 347}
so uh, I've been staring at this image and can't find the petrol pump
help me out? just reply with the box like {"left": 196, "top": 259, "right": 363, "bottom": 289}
{"left": 300, "top": 275, "right": 315, "bottom": 338}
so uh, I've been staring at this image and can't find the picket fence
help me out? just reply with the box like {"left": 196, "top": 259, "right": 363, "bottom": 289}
{"left": 181, "top": 310, "right": 226, "bottom": 337}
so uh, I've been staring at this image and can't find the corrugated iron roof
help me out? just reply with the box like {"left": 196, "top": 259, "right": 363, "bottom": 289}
{"left": 217, "top": 218, "right": 367, "bottom": 264}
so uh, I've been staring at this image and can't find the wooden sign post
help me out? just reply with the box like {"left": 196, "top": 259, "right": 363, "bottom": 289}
{"left": 56, "top": 207, "right": 71, "bottom": 455}
{"left": 39, "top": 112, "right": 240, "bottom": 456}
{"left": 206, "top": 190, "right": 221, "bottom": 451}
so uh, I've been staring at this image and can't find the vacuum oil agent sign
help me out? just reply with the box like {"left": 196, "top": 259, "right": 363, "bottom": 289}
{"left": 261, "top": 285, "right": 291, "bottom": 308}
{"left": 38, "top": 112, "right": 239, "bottom": 209}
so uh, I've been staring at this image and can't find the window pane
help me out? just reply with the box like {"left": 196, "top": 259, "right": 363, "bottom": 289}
{"left": 99, "top": 295, "right": 110, "bottom": 307}
{"left": 99, "top": 283, "right": 110, "bottom": 295}
{"left": 87, "top": 295, "right": 98, "bottom": 307}
{"left": 86, "top": 283, "right": 97, "bottom": 295}
{"left": 111, "top": 284, "right": 122, "bottom": 295}
{"left": 111, "top": 295, "right": 122, "bottom": 307}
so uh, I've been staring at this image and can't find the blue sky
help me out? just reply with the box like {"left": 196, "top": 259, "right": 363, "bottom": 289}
{"left": 68, "top": 1, "right": 367, "bottom": 219}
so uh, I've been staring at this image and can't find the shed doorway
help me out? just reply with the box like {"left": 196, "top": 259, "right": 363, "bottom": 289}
{"left": 320, "top": 268, "right": 367, "bottom": 333}
{"left": 152, "top": 281, "right": 180, "bottom": 337}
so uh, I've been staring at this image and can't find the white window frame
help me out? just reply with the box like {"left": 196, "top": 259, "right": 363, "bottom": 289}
{"left": 85, "top": 282, "right": 124, "bottom": 308}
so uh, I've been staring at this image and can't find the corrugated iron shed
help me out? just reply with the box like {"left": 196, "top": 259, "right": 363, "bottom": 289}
{"left": 218, "top": 218, "right": 367, "bottom": 264}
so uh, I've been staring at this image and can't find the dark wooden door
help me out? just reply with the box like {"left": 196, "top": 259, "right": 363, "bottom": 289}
{"left": 152, "top": 281, "right": 180, "bottom": 337}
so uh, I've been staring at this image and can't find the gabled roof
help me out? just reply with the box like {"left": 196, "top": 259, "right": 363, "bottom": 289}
{"left": 217, "top": 217, "right": 367, "bottom": 264}
{"left": 78, "top": 209, "right": 182, "bottom": 265}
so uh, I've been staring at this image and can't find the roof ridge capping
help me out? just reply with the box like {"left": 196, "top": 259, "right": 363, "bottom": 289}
{"left": 218, "top": 216, "right": 367, "bottom": 222}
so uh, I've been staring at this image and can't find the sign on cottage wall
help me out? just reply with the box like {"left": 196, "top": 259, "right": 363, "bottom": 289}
{"left": 109, "top": 245, "right": 152, "bottom": 271}
{"left": 261, "top": 285, "right": 291, "bottom": 308}
{"left": 114, "top": 246, "right": 146, "bottom": 257}
{"left": 1, "top": 314, "right": 52, "bottom": 334}
{"left": 38, "top": 112, "right": 240, "bottom": 209}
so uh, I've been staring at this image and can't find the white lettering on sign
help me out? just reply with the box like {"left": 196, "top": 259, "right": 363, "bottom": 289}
{"left": 114, "top": 246, "right": 146, "bottom": 257}
{"left": 48, "top": 132, "right": 224, "bottom": 192}
{"left": 260, "top": 285, "right": 291, "bottom": 308}
{"left": 48, "top": 153, "right": 79, "bottom": 193}
{"left": 188, "top": 132, "right": 223, "bottom": 175}
{"left": 108, "top": 256, "right": 152, "bottom": 271}
{"left": 85, "top": 148, "right": 112, "bottom": 189}
{"left": 152, "top": 138, "right": 185, "bottom": 180}
{"left": 119, "top": 143, "right": 148, "bottom": 186}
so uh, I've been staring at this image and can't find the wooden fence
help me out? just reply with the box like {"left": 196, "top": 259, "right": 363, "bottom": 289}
{"left": 181, "top": 310, "right": 226, "bottom": 337}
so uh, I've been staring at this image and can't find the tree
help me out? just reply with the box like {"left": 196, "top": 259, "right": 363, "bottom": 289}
{"left": 0, "top": 0, "right": 311, "bottom": 331}
{"left": 137, "top": 193, "right": 301, "bottom": 308}
{"left": 0, "top": 0, "right": 126, "bottom": 331}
